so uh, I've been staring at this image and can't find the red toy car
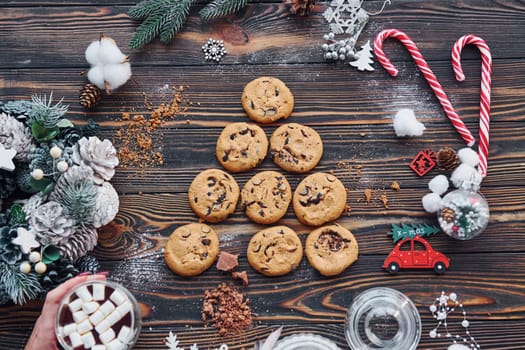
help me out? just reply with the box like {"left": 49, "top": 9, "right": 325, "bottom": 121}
{"left": 383, "top": 235, "right": 450, "bottom": 274}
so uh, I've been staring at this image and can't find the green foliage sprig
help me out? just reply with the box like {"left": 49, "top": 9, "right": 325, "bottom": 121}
{"left": 128, "top": 0, "right": 252, "bottom": 49}
{"left": 0, "top": 262, "right": 42, "bottom": 305}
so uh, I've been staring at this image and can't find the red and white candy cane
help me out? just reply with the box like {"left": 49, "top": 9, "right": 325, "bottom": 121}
{"left": 452, "top": 35, "right": 492, "bottom": 177}
{"left": 374, "top": 29, "right": 476, "bottom": 147}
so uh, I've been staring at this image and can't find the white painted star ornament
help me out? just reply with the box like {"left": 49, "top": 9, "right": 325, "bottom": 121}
{"left": 0, "top": 144, "right": 17, "bottom": 171}
{"left": 12, "top": 227, "right": 40, "bottom": 254}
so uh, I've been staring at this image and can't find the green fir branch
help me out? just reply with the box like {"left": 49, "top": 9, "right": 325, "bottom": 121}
{"left": 54, "top": 180, "right": 97, "bottom": 226}
{"left": 160, "top": 0, "right": 195, "bottom": 43}
{"left": 28, "top": 92, "right": 69, "bottom": 129}
{"left": 199, "top": 0, "right": 250, "bottom": 20}
{"left": 0, "top": 263, "right": 42, "bottom": 305}
{"left": 128, "top": 0, "right": 167, "bottom": 20}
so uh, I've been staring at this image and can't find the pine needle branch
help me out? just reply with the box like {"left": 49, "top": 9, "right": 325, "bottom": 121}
{"left": 0, "top": 262, "right": 42, "bottom": 305}
{"left": 199, "top": 0, "right": 250, "bottom": 20}
{"left": 160, "top": 0, "right": 195, "bottom": 44}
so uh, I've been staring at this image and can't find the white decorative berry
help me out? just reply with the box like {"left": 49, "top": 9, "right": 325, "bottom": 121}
{"left": 31, "top": 168, "right": 44, "bottom": 180}
{"left": 19, "top": 261, "right": 31, "bottom": 274}
{"left": 73, "top": 136, "right": 119, "bottom": 184}
{"left": 30, "top": 201, "right": 75, "bottom": 244}
{"left": 57, "top": 160, "right": 69, "bottom": 173}
{"left": 34, "top": 262, "right": 47, "bottom": 274}
{"left": 29, "top": 251, "right": 41, "bottom": 263}
{"left": 93, "top": 182, "right": 119, "bottom": 228}
{"left": 428, "top": 175, "right": 449, "bottom": 195}
{"left": 50, "top": 145, "right": 63, "bottom": 159}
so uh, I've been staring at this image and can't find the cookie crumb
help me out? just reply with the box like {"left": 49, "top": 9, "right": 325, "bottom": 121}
{"left": 360, "top": 132, "right": 366, "bottom": 137}
{"left": 380, "top": 193, "right": 389, "bottom": 208}
{"left": 232, "top": 271, "right": 249, "bottom": 286}
{"left": 216, "top": 252, "right": 239, "bottom": 272}
{"left": 364, "top": 188, "right": 372, "bottom": 204}
{"left": 390, "top": 181, "right": 401, "bottom": 191}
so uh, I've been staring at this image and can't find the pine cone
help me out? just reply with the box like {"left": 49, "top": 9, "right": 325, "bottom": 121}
{"left": 79, "top": 84, "right": 102, "bottom": 109}
{"left": 437, "top": 147, "right": 460, "bottom": 172}
{"left": 58, "top": 226, "right": 98, "bottom": 262}
{"left": 30, "top": 201, "right": 75, "bottom": 245}
{"left": 72, "top": 137, "right": 118, "bottom": 184}
{"left": 75, "top": 255, "right": 101, "bottom": 273}
{"left": 0, "top": 170, "right": 17, "bottom": 199}
{"left": 285, "top": 0, "right": 316, "bottom": 16}
{"left": 0, "top": 113, "right": 34, "bottom": 161}
{"left": 22, "top": 194, "right": 45, "bottom": 216}
{"left": 93, "top": 182, "right": 119, "bottom": 228}
{"left": 0, "top": 100, "right": 33, "bottom": 121}
{"left": 0, "top": 225, "right": 23, "bottom": 264}
{"left": 27, "top": 144, "right": 54, "bottom": 175}
{"left": 441, "top": 207, "right": 456, "bottom": 223}
{"left": 40, "top": 258, "right": 79, "bottom": 291}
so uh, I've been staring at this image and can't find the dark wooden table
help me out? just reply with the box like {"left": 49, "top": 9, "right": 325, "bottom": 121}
{"left": 1, "top": 1, "right": 525, "bottom": 349}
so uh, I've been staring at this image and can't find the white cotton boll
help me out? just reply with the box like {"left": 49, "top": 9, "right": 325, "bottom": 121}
{"left": 428, "top": 175, "right": 449, "bottom": 195}
{"left": 87, "top": 66, "right": 106, "bottom": 90}
{"left": 450, "top": 163, "right": 482, "bottom": 191}
{"left": 458, "top": 147, "right": 479, "bottom": 167}
{"left": 99, "top": 36, "right": 127, "bottom": 65}
{"left": 103, "top": 62, "right": 132, "bottom": 93}
{"left": 85, "top": 40, "right": 102, "bottom": 66}
{"left": 392, "top": 109, "right": 426, "bottom": 137}
{"left": 422, "top": 192, "right": 442, "bottom": 213}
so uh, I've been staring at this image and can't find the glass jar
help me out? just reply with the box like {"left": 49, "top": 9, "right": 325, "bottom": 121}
{"left": 55, "top": 280, "right": 142, "bottom": 350}
{"left": 273, "top": 333, "right": 342, "bottom": 350}
{"left": 345, "top": 287, "right": 421, "bottom": 350}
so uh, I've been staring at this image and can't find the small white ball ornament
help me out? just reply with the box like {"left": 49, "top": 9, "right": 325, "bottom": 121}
{"left": 57, "top": 161, "right": 69, "bottom": 173}
{"left": 428, "top": 175, "right": 449, "bottom": 195}
{"left": 31, "top": 169, "right": 44, "bottom": 180}
{"left": 29, "top": 251, "right": 41, "bottom": 263}
{"left": 34, "top": 262, "right": 47, "bottom": 274}
{"left": 457, "top": 147, "right": 479, "bottom": 167}
{"left": 422, "top": 192, "right": 442, "bottom": 213}
{"left": 50, "top": 145, "right": 62, "bottom": 159}
{"left": 19, "top": 261, "right": 31, "bottom": 274}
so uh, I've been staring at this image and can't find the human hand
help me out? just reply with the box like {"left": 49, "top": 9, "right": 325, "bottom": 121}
{"left": 25, "top": 272, "right": 108, "bottom": 350}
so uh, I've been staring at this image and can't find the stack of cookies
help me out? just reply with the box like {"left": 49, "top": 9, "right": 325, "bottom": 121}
{"left": 164, "top": 77, "right": 358, "bottom": 278}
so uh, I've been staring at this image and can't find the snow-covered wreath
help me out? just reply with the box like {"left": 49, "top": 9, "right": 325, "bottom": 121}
{"left": 0, "top": 93, "right": 119, "bottom": 305}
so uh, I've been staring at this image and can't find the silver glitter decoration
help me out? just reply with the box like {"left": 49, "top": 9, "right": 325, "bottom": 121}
{"left": 202, "top": 38, "right": 226, "bottom": 62}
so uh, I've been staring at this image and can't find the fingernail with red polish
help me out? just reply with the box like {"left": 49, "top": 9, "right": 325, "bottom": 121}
{"left": 78, "top": 272, "right": 92, "bottom": 276}
{"left": 97, "top": 271, "right": 109, "bottom": 276}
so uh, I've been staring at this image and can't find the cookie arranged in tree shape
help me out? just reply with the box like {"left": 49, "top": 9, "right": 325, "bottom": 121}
{"left": 293, "top": 172, "right": 347, "bottom": 226}
{"left": 241, "top": 171, "right": 291, "bottom": 224}
{"left": 164, "top": 223, "right": 219, "bottom": 277}
{"left": 305, "top": 224, "right": 359, "bottom": 276}
{"left": 216, "top": 122, "right": 268, "bottom": 173}
{"left": 188, "top": 169, "right": 239, "bottom": 223}
{"left": 241, "top": 77, "right": 294, "bottom": 123}
{"left": 247, "top": 226, "right": 303, "bottom": 276}
{"left": 270, "top": 123, "right": 323, "bottom": 173}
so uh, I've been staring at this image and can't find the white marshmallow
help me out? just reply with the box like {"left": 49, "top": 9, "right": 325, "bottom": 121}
{"left": 109, "top": 290, "right": 127, "bottom": 306}
{"left": 92, "top": 345, "right": 107, "bottom": 350}
{"left": 81, "top": 331, "right": 96, "bottom": 348}
{"left": 72, "top": 310, "right": 88, "bottom": 323}
{"left": 116, "top": 301, "right": 132, "bottom": 316}
{"left": 63, "top": 323, "right": 77, "bottom": 336}
{"left": 69, "top": 332, "right": 83, "bottom": 348}
{"left": 68, "top": 298, "right": 83, "bottom": 313}
{"left": 99, "top": 328, "right": 116, "bottom": 345}
{"left": 93, "top": 283, "right": 106, "bottom": 301}
{"left": 82, "top": 301, "right": 100, "bottom": 314}
{"left": 95, "top": 320, "right": 112, "bottom": 334}
{"left": 76, "top": 286, "right": 93, "bottom": 302}
{"left": 89, "top": 310, "right": 105, "bottom": 326}
{"left": 107, "top": 338, "right": 125, "bottom": 350}
{"left": 117, "top": 326, "right": 132, "bottom": 343}
{"left": 100, "top": 300, "right": 116, "bottom": 316}
{"left": 106, "top": 310, "right": 123, "bottom": 326}
{"left": 76, "top": 319, "right": 93, "bottom": 334}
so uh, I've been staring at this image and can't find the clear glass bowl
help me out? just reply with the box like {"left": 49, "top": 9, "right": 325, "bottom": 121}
{"left": 55, "top": 280, "right": 141, "bottom": 350}
{"left": 274, "top": 333, "right": 342, "bottom": 350}
{"left": 345, "top": 287, "right": 421, "bottom": 350}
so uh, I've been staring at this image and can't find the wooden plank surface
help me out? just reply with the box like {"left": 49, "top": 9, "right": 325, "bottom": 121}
{"left": 1, "top": 1, "right": 525, "bottom": 349}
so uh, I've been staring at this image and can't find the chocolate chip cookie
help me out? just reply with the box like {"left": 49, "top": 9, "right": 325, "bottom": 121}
{"left": 241, "top": 77, "right": 294, "bottom": 124}
{"left": 305, "top": 224, "right": 358, "bottom": 276}
{"left": 188, "top": 169, "right": 240, "bottom": 223}
{"left": 241, "top": 171, "right": 291, "bottom": 224}
{"left": 293, "top": 172, "right": 347, "bottom": 226}
{"left": 247, "top": 226, "right": 303, "bottom": 276}
{"left": 164, "top": 223, "right": 220, "bottom": 277}
{"left": 216, "top": 122, "right": 268, "bottom": 173}
{"left": 270, "top": 123, "right": 323, "bottom": 173}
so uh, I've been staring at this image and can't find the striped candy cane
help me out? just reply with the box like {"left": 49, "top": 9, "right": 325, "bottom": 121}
{"left": 374, "top": 29, "right": 476, "bottom": 147}
{"left": 452, "top": 35, "right": 492, "bottom": 177}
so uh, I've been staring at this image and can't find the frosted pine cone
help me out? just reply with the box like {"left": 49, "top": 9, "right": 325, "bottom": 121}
{"left": 58, "top": 226, "right": 98, "bottom": 262}
{"left": 93, "top": 182, "right": 119, "bottom": 228}
{"left": 0, "top": 113, "right": 34, "bottom": 161}
{"left": 30, "top": 201, "right": 75, "bottom": 244}
{"left": 75, "top": 255, "right": 101, "bottom": 273}
{"left": 437, "top": 147, "right": 460, "bottom": 172}
{"left": 21, "top": 193, "right": 46, "bottom": 215}
{"left": 285, "top": 0, "right": 316, "bottom": 16}
{"left": 72, "top": 136, "right": 119, "bottom": 184}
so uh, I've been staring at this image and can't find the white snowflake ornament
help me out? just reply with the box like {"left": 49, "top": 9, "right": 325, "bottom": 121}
{"left": 323, "top": 0, "right": 369, "bottom": 35}
{"left": 165, "top": 332, "right": 183, "bottom": 350}
{"left": 12, "top": 227, "right": 40, "bottom": 254}
{"left": 0, "top": 143, "right": 17, "bottom": 171}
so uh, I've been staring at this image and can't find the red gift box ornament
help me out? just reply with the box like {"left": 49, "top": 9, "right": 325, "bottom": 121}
{"left": 409, "top": 149, "right": 436, "bottom": 176}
